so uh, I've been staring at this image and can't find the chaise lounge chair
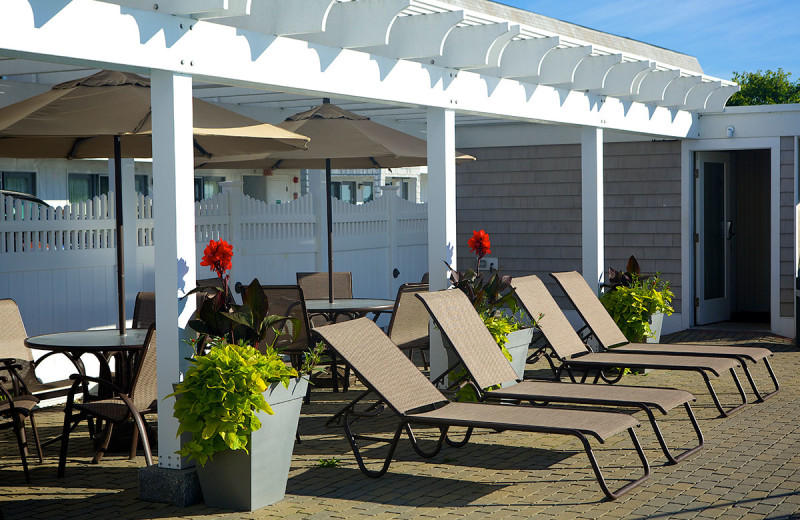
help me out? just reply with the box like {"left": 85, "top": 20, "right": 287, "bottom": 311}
{"left": 314, "top": 317, "right": 650, "bottom": 500}
{"left": 512, "top": 275, "right": 748, "bottom": 418}
{"left": 416, "top": 289, "right": 703, "bottom": 465}
{"left": 550, "top": 271, "right": 780, "bottom": 402}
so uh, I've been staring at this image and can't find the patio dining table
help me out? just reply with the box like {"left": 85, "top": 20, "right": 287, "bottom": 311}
{"left": 305, "top": 298, "right": 394, "bottom": 323}
{"left": 25, "top": 328, "right": 149, "bottom": 395}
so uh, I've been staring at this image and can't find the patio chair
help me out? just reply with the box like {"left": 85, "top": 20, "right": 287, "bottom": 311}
{"left": 131, "top": 292, "right": 155, "bottom": 329}
{"left": 0, "top": 299, "right": 81, "bottom": 401}
{"left": 58, "top": 325, "right": 157, "bottom": 477}
{"left": 386, "top": 283, "right": 430, "bottom": 369}
{"left": 259, "top": 285, "right": 315, "bottom": 402}
{"left": 416, "top": 289, "right": 702, "bottom": 465}
{"left": 314, "top": 317, "right": 650, "bottom": 500}
{"left": 297, "top": 271, "right": 354, "bottom": 325}
{"left": 513, "top": 275, "right": 747, "bottom": 418}
{"left": 0, "top": 362, "right": 43, "bottom": 482}
{"left": 550, "top": 271, "right": 780, "bottom": 402}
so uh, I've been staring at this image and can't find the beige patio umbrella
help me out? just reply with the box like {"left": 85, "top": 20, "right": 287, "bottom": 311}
{"left": 199, "top": 99, "right": 475, "bottom": 301}
{"left": 0, "top": 70, "right": 310, "bottom": 333}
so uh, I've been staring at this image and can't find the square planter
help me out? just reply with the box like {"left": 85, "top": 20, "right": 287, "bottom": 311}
{"left": 502, "top": 328, "right": 534, "bottom": 386}
{"left": 646, "top": 312, "right": 665, "bottom": 343}
{"left": 195, "top": 376, "right": 308, "bottom": 511}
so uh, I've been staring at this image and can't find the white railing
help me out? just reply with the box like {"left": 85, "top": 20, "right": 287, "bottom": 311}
{"left": 0, "top": 189, "right": 428, "bottom": 336}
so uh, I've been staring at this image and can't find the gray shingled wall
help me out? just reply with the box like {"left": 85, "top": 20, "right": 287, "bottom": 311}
{"left": 780, "top": 136, "right": 796, "bottom": 317}
{"left": 456, "top": 140, "right": 683, "bottom": 309}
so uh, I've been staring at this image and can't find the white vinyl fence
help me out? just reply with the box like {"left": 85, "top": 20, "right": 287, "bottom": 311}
{"left": 0, "top": 186, "right": 428, "bottom": 338}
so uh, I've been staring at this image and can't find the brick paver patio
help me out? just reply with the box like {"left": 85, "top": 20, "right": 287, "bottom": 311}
{"left": 1, "top": 328, "right": 798, "bottom": 519}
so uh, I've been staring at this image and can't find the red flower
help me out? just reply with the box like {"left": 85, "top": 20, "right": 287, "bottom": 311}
{"left": 468, "top": 230, "right": 491, "bottom": 259}
{"left": 200, "top": 239, "right": 233, "bottom": 278}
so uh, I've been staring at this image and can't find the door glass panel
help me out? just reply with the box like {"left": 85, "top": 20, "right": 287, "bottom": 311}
{"left": 703, "top": 162, "right": 725, "bottom": 300}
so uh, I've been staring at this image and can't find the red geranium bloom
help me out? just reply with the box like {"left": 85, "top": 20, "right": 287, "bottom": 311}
{"left": 468, "top": 229, "right": 491, "bottom": 259}
{"left": 200, "top": 239, "right": 233, "bottom": 278}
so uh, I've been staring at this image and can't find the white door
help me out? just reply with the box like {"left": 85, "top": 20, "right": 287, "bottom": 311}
{"left": 695, "top": 152, "right": 733, "bottom": 324}
{"left": 266, "top": 177, "right": 290, "bottom": 204}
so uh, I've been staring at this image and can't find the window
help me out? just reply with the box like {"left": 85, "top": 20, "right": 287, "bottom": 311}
{"left": 194, "top": 176, "right": 224, "bottom": 201}
{"left": 135, "top": 175, "right": 150, "bottom": 197}
{"left": 68, "top": 173, "right": 108, "bottom": 203}
{"left": 361, "top": 183, "right": 373, "bottom": 203}
{"left": 1, "top": 171, "right": 36, "bottom": 194}
{"left": 401, "top": 180, "right": 410, "bottom": 200}
{"left": 331, "top": 181, "right": 356, "bottom": 204}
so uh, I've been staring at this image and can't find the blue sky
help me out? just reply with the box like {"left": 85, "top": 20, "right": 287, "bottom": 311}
{"left": 504, "top": 0, "right": 800, "bottom": 82}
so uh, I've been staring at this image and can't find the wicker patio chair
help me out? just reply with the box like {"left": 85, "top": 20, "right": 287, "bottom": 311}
{"left": 314, "top": 317, "right": 650, "bottom": 500}
{"left": 131, "top": 292, "right": 155, "bottom": 329}
{"left": 550, "top": 271, "right": 780, "bottom": 402}
{"left": 514, "top": 275, "right": 748, "bottom": 418}
{"left": 0, "top": 362, "right": 43, "bottom": 482}
{"left": 58, "top": 325, "right": 157, "bottom": 476}
{"left": 417, "top": 289, "right": 703, "bottom": 465}
{"left": 386, "top": 283, "right": 430, "bottom": 369}
{"left": 0, "top": 299, "right": 80, "bottom": 401}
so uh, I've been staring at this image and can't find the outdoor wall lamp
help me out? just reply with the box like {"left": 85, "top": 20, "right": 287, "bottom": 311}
{"left": 726, "top": 125, "right": 735, "bottom": 137}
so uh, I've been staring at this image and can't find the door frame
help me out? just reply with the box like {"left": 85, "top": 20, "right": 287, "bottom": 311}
{"left": 681, "top": 137, "right": 781, "bottom": 333}
{"left": 694, "top": 151, "right": 733, "bottom": 325}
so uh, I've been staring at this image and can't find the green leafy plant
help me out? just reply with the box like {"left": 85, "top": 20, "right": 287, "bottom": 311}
{"left": 172, "top": 238, "right": 324, "bottom": 466}
{"left": 599, "top": 256, "right": 674, "bottom": 343}
{"left": 317, "top": 457, "right": 341, "bottom": 467}
{"left": 170, "top": 339, "right": 299, "bottom": 466}
{"left": 445, "top": 230, "right": 533, "bottom": 401}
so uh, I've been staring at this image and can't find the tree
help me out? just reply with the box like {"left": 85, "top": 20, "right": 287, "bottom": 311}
{"left": 727, "top": 69, "right": 800, "bottom": 106}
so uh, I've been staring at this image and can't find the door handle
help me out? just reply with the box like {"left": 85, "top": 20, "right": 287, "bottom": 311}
{"left": 726, "top": 221, "right": 735, "bottom": 240}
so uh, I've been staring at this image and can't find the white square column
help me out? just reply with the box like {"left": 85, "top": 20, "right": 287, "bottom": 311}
{"left": 151, "top": 70, "right": 197, "bottom": 470}
{"left": 581, "top": 127, "right": 604, "bottom": 291}
{"left": 426, "top": 107, "right": 456, "bottom": 382}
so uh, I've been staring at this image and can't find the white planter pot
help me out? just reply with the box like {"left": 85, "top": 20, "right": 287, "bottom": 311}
{"left": 646, "top": 312, "right": 664, "bottom": 343}
{"left": 195, "top": 377, "right": 308, "bottom": 511}
{"left": 502, "top": 328, "right": 534, "bottom": 387}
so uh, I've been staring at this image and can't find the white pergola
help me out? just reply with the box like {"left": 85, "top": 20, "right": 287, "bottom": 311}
{"left": 0, "top": 0, "right": 738, "bottom": 476}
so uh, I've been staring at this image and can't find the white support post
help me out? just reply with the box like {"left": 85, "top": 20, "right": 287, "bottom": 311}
{"left": 427, "top": 107, "right": 456, "bottom": 383}
{"left": 151, "top": 70, "right": 197, "bottom": 470}
{"left": 220, "top": 180, "right": 243, "bottom": 290}
{"left": 581, "top": 127, "right": 604, "bottom": 292}
{"left": 108, "top": 158, "right": 139, "bottom": 320}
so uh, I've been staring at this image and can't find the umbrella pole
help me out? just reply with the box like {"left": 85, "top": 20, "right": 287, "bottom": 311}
{"left": 326, "top": 158, "right": 334, "bottom": 303}
{"left": 114, "top": 136, "right": 126, "bottom": 334}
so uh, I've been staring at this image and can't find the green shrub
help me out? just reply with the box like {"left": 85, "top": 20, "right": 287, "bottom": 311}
{"left": 600, "top": 274, "right": 674, "bottom": 343}
{"left": 170, "top": 340, "right": 299, "bottom": 466}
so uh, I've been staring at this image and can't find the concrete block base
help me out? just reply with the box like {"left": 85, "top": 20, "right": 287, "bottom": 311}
{"left": 138, "top": 464, "right": 202, "bottom": 507}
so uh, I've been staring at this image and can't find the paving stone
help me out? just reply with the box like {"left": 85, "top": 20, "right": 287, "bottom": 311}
{"left": 0, "top": 328, "right": 797, "bottom": 519}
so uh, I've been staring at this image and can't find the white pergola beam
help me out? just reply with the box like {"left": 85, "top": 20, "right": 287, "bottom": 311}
{"left": 433, "top": 23, "right": 520, "bottom": 69}
{"left": 488, "top": 36, "right": 559, "bottom": 79}
{"left": 536, "top": 46, "right": 592, "bottom": 85}
{"left": 559, "top": 53, "right": 622, "bottom": 91}
{"left": 362, "top": 10, "right": 466, "bottom": 59}
{"left": 633, "top": 68, "right": 680, "bottom": 103}
{"left": 597, "top": 60, "right": 654, "bottom": 97}
{"left": 0, "top": 0, "right": 698, "bottom": 137}
{"left": 217, "top": 0, "right": 335, "bottom": 36}
{"left": 701, "top": 85, "right": 740, "bottom": 113}
{"left": 660, "top": 75, "right": 702, "bottom": 107}
{"left": 296, "top": 0, "right": 411, "bottom": 48}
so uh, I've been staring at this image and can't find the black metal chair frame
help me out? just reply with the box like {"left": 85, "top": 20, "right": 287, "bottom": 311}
{"left": 0, "top": 363, "right": 43, "bottom": 482}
